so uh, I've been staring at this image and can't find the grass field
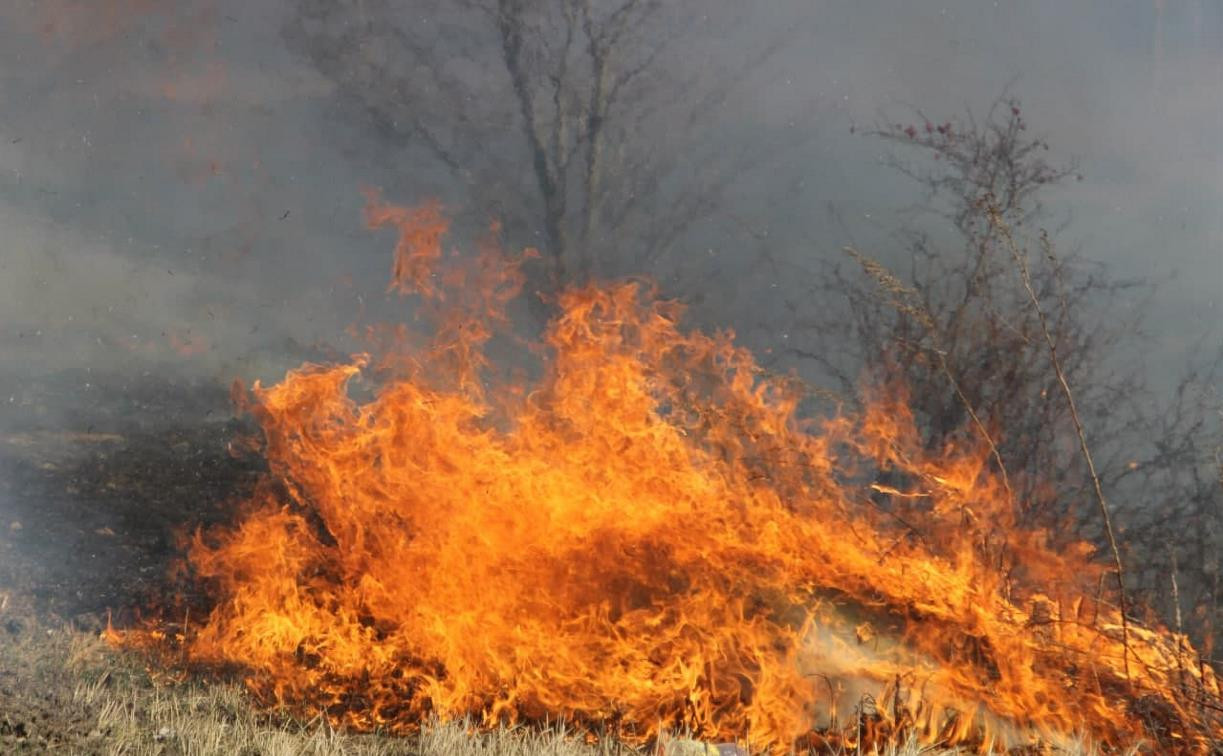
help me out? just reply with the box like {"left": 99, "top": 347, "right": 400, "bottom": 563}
{"left": 0, "top": 595, "right": 1133, "bottom": 755}
{"left": 0, "top": 596, "right": 626, "bottom": 755}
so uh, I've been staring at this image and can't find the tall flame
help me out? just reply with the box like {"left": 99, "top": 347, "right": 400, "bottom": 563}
{"left": 134, "top": 194, "right": 1222, "bottom": 752}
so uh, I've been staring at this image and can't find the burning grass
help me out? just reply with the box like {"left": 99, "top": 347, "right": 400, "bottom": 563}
{"left": 111, "top": 194, "right": 1223, "bottom": 753}
{"left": 0, "top": 601, "right": 631, "bottom": 754}
{"left": 0, "top": 607, "right": 1138, "bottom": 755}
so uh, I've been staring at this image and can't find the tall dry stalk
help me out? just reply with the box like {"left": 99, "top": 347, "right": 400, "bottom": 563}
{"left": 984, "top": 201, "right": 1132, "bottom": 682}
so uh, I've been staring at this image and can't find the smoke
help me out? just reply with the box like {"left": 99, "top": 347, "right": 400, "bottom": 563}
{"left": 0, "top": 0, "right": 1217, "bottom": 393}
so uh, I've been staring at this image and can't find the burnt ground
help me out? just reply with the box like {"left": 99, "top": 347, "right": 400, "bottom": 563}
{"left": 0, "top": 369, "right": 262, "bottom": 624}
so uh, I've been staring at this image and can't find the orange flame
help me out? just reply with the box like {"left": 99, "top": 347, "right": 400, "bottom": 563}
{"left": 128, "top": 196, "right": 1222, "bottom": 752}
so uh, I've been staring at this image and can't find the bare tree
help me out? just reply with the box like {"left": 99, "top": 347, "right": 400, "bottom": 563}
{"left": 284, "top": 0, "right": 808, "bottom": 294}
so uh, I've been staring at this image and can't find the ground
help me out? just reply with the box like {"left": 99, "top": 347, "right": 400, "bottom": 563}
{"left": 0, "top": 369, "right": 254, "bottom": 625}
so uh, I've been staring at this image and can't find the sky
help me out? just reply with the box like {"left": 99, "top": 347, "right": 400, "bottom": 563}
{"left": 0, "top": 0, "right": 1218, "bottom": 396}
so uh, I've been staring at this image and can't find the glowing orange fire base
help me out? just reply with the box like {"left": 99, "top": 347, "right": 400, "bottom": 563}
{"left": 115, "top": 194, "right": 1223, "bottom": 753}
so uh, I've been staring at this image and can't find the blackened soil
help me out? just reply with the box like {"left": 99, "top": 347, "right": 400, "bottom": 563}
{"left": 0, "top": 369, "right": 263, "bottom": 626}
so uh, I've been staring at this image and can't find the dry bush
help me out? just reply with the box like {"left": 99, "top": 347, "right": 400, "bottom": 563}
{"left": 794, "top": 94, "right": 1222, "bottom": 663}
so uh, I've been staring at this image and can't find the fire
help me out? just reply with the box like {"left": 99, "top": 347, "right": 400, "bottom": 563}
{"left": 124, "top": 194, "right": 1222, "bottom": 752}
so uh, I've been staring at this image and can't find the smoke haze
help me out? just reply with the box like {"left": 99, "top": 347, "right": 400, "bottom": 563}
{"left": 0, "top": 0, "right": 1218, "bottom": 391}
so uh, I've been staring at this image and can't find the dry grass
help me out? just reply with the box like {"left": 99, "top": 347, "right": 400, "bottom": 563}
{"left": 5, "top": 612, "right": 630, "bottom": 755}
{"left": 0, "top": 603, "right": 1130, "bottom": 755}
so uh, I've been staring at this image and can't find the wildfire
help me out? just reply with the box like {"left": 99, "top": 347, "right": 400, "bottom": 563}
{"left": 120, "top": 194, "right": 1222, "bottom": 752}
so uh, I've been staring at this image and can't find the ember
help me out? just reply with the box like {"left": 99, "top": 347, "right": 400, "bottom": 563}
{"left": 117, "top": 194, "right": 1223, "bottom": 752}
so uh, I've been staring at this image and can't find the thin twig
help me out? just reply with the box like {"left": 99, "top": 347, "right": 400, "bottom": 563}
{"left": 1171, "top": 545, "right": 1186, "bottom": 689}
{"left": 986, "top": 203, "right": 1132, "bottom": 683}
